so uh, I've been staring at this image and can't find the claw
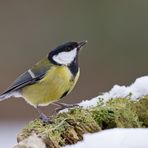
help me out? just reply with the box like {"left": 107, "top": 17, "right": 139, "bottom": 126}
{"left": 53, "top": 102, "right": 79, "bottom": 113}
{"left": 36, "top": 106, "right": 53, "bottom": 124}
{"left": 39, "top": 113, "right": 53, "bottom": 124}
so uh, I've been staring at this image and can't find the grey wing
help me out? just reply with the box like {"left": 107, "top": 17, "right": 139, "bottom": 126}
{"left": 0, "top": 70, "right": 45, "bottom": 96}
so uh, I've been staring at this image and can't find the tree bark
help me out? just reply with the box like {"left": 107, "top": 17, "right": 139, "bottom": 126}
{"left": 14, "top": 97, "right": 148, "bottom": 148}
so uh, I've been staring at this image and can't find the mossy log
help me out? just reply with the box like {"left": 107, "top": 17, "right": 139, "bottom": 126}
{"left": 15, "top": 97, "right": 148, "bottom": 148}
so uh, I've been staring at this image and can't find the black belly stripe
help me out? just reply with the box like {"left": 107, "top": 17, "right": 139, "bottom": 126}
{"left": 60, "top": 90, "right": 69, "bottom": 99}
{"left": 60, "top": 58, "right": 79, "bottom": 99}
{"left": 68, "top": 59, "right": 78, "bottom": 76}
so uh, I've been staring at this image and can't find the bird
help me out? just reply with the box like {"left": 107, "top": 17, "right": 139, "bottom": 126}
{"left": 0, "top": 41, "right": 87, "bottom": 123}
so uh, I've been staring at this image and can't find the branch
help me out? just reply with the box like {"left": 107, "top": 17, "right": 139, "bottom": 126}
{"left": 14, "top": 96, "right": 148, "bottom": 148}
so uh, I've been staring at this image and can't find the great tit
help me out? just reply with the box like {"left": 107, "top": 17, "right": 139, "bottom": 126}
{"left": 0, "top": 41, "right": 87, "bottom": 123}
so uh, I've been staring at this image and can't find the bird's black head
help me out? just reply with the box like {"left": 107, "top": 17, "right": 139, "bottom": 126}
{"left": 48, "top": 41, "right": 87, "bottom": 65}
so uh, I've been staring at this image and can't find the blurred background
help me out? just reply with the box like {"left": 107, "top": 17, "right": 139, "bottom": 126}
{"left": 0, "top": 0, "right": 148, "bottom": 147}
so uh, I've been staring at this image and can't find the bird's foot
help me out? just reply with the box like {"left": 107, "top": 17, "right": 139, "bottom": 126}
{"left": 39, "top": 113, "right": 53, "bottom": 124}
{"left": 53, "top": 102, "right": 79, "bottom": 113}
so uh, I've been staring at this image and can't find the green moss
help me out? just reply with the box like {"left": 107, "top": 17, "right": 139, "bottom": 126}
{"left": 17, "top": 97, "right": 148, "bottom": 147}
{"left": 107, "top": 98, "right": 142, "bottom": 127}
{"left": 134, "top": 97, "right": 148, "bottom": 127}
{"left": 18, "top": 107, "right": 100, "bottom": 146}
{"left": 91, "top": 107, "right": 116, "bottom": 129}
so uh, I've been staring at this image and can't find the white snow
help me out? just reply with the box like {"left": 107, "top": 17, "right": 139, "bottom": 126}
{"left": 79, "top": 76, "right": 148, "bottom": 108}
{"left": 64, "top": 128, "right": 148, "bottom": 148}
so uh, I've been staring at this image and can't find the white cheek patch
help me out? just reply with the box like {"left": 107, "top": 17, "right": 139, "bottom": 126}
{"left": 53, "top": 48, "right": 77, "bottom": 65}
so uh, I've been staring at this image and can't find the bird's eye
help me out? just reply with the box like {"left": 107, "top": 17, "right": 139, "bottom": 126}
{"left": 67, "top": 47, "right": 71, "bottom": 51}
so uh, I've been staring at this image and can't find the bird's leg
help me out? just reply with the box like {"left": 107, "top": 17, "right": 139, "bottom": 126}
{"left": 52, "top": 102, "right": 79, "bottom": 113}
{"left": 36, "top": 106, "right": 53, "bottom": 124}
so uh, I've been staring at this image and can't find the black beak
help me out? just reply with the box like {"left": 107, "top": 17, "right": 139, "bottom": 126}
{"left": 77, "top": 40, "right": 87, "bottom": 49}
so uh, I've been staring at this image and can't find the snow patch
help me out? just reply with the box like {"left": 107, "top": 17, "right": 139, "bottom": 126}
{"left": 64, "top": 128, "right": 148, "bottom": 148}
{"left": 79, "top": 76, "right": 148, "bottom": 108}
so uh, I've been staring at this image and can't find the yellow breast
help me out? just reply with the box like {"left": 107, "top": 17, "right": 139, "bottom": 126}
{"left": 21, "top": 66, "right": 80, "bottom": 106}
